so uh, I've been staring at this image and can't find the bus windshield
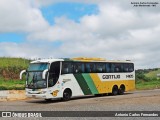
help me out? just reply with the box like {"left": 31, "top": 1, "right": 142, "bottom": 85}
{"left": 28, "top": 63, "right": 49, "bottom": 71}
{"left": 26, "top": 72, "right": 47, "bottom": 89}
{"left": 26, "top": 63, "right": 49, "bottom": 89}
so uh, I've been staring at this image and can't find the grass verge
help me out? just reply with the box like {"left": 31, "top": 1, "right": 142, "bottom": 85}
{"left": 0, "top": 79, "right": 25, "bottom": 90}
{"left": 136, "top": 79, "right": 160, "bottom": 90}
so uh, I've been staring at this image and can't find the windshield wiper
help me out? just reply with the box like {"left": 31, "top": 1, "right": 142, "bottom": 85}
{"left": 28, "top": 73, "right": 38, "bottom": 88}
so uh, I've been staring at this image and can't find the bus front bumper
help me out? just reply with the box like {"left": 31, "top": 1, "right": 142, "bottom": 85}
{"left": 26, "top": 93, "right": 47, "bottom": 99}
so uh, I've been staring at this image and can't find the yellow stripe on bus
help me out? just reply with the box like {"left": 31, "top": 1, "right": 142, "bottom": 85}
{"left": 90, "top": 73, "right": 135, "bottom": 94}
{"left": 90, "top": 73, "right": 107, "bottom": 93}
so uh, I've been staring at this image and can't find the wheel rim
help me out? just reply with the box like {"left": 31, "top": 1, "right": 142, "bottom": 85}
{"left": 64, "top": 93, "right": 69, "bottom": 99}
{"left": 113, "top": 89, "right": 118, "bottom": 95}
{"left": 119, "top": 87, "right": 125, "bottom": 94}
{"left": 112, "top": 87, "right": 118, "bottom": 95}
{"left": 63, "top": 91, "right": 71, "bottom": 100}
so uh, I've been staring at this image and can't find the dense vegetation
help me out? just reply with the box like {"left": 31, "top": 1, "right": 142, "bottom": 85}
{"left": 136, "top": 68, "right": 160, "bottom": 89}
{"left": 0, "top": 57, "right": 30, "bottom": 90}
{"left": 0, "top": 57, "right": 30, "bottom": 79}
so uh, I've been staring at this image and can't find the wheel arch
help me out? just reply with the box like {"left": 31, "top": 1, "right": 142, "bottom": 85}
{"left": 112, "top": 85, "right": 118, "bottom": 90}
{"left": 63, "top": 88, "right": 72, "bottom": 96}
{"left": 120, "top": 84, "right": 125, "bottom": 91}
{"left": 62, "top": 88, "right": 72, "bottom": 101}
{"left": 112, "top": 85, "right": 118, "bottom": 95}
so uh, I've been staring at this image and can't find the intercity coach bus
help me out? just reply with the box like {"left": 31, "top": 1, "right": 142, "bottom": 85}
{"left": 20, "top": 57, "right": 135, "bottom": 101}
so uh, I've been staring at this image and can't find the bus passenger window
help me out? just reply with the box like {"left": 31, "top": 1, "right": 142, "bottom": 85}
{"left": 128, "top": 63, "right": 134, "bottom": 72}
{"left": 74, "top": 63, "right": 84, "bottom": 73}
{"left": 62, "top": 62, "right": 73, "bottom": 74}
{"left": 85, "top": 63, "right": 95, "bottom": 73}
{"left": 123, "top": 63, "right": 134, "bottom": 72}
{"left": 111, "top": 63, "right": 115, "bottom": 72}
{"left": 74, "top": 64, "right": 79, "bottom": 73}
{"left": 111, "top": 63, "right": 122, "bottom": 73}
{"left": 123, "top": 64, "right": 129, "bottom": 72}
{"left": 96, "top": 63, "right": 105, "bottom": 73}
{"left": 115, "top": 64, "right": 123, "bottom": 72}
{"left": 106, "top": 63, "right": 111, "bottom": 72}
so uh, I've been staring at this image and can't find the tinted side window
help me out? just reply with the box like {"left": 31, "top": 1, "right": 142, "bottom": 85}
{"left": 73, "top": 62, "right": 85, "bottom": 73}
{"left": 123, "top": 63, "right": 134, "bottom": 72}
{"left": 62, "top": 62, "right": 73, "bottom": 74}
{"left": 116, "top": 63, "right": 123, "bottom": 72}
{"left": 106, "top": 63, "right": 111, "bottom": 72}
{"left": 111, "top": 63, "right": 115, "bottom": 72}
{"left": 128, "top": 63, "right": 134, "bottom": 72}
{"left": 123, "top": 63, "right": 129, "bottom": 72}
{"left": 111, "top": 63, "right": 123, "bottom": 72}
{"left": 96, "top": 63, "right": 105, "bottom": 73}
{"left": 85, "top": 63, "right": 95, "bottom": 73}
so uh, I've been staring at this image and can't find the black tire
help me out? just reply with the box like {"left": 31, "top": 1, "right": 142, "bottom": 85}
{"left": 118, "top": 85, "right": 125, "bottom": 95}
{"left": 112, "top": 85, "right": 118, "bottom": 95}
{"left": 62, "top": 89, "right": 71, "bottom": 101}
{"left": 45, "top": 99, "right": 52, "bottom": 102}
{"left": 95, "top": 94, "right": 103, "bottom": 97}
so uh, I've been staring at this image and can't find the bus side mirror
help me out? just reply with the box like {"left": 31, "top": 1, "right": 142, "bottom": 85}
{"left": 20, "top": 70, "right": 26, "bottom": 80}
{"left": 42, "top": 69, "right": 48, "bottom": 79}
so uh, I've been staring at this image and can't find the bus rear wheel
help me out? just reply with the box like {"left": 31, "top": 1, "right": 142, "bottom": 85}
{"left": 112, "top": 85, "right": 118, "bottom": 95}
{"left": 118, "top": 85, "right": 125, "bottom": 95}
{"left": 62, "top": 89, "right": 72, "bottom": 101}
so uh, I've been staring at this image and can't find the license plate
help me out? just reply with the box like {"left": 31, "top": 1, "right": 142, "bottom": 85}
{"left": 32, "top": 95, "right": 36, "bottom": 98}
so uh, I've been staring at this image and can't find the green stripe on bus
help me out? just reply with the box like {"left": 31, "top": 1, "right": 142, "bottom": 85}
{"left": 74, "top": 74, "right": 92, "bottom": 95}
{"left": 82, "top": 74, "right": 99, "bottom": 94}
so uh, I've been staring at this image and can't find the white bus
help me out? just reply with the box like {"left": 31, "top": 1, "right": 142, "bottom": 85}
{"left": 20, "top": 57, "right": 135, "bottom": 101}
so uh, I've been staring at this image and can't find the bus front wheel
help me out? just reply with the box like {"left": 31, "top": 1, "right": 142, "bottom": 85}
{"left": 62, "top": 89, "right": 72, "bottom": 101}
{"left": 45, "top": 99, "right": 53, "bottom": 102}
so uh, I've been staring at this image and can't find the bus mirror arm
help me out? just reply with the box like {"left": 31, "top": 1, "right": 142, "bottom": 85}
{"left": 20, "top": 70, "right": 26, "bottom": 80}
{"left": 42, "top": 69, "right": 48, "bottom": 79}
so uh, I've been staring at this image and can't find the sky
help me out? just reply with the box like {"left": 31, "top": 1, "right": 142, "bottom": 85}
{"left": 0, "top": 0, "right": 160, "bottom": 69}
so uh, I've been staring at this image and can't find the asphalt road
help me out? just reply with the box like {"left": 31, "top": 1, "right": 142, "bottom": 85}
{"left": 0, "top": 89, "right": 160, "bottom": 120}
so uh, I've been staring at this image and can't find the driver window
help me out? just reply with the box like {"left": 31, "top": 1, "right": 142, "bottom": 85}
{"left": 48, "top": 62, "right": 60, "bottom": 87}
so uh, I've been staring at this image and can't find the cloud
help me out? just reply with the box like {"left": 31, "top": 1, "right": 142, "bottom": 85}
{"left": 35, "top": 0, "right": 100, "bottom": 7}
{"left": 28, "top": 1, "right": 160, "bottom": 42}
{"left": 0, "top": 42, "right": 60, "bottom": 58}
{"left": 0, "top": 0, "right": 49, "bottom": 32}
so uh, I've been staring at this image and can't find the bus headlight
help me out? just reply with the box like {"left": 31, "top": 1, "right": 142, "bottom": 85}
{"left": 40, "top": 91, "right": 47, "bottom": 94}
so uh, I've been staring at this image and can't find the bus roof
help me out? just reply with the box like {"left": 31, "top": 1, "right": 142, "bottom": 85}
{"left": 70, "top": 57, "right": 132, "bottom": 63}
{"left": 31, "top": 59, "right": 64, "bottom": 63}
{"left": 30, "top": 57, "right": 133, "bottom": 64}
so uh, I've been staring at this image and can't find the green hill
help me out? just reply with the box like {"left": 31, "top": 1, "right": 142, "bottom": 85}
{"left": 136, "top": 68, "right": 160, "bottom": 90}
{"left": 145, "top": 68, "right": 160, "bottom": 79}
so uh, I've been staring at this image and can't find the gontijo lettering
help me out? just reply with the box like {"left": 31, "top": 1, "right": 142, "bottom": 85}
{"left": 102, "top": 75, "right": 120, "bottom": 79}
